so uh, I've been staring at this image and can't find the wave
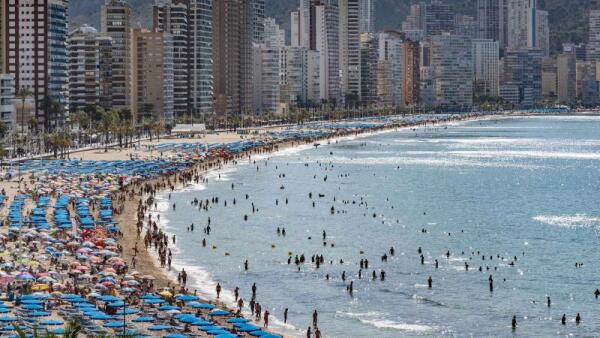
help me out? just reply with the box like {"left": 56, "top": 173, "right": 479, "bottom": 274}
{"left": 533, "top": 214, "right": 600, "bottom": 228}
{"left": 359, "top": 318, "right": 439, "bottom": 333}
{"left": 447, "top": 150, "right": 600, "bottom": 161}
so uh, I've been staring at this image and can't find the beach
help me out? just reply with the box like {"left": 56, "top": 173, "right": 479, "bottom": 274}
{"left": 0, "top": 112, "right": 526, "bottom": 337}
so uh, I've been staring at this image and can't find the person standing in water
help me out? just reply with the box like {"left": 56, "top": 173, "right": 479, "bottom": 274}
{"left": 216, "top": 283, "right": 221, "bottom": 298}
{"left": 511, "top": 316, "right": 517, "bottom": 330}
{"left": 428, "top": 276, "right": 433, "bottom": 288}
{"left": 284, "top": 308, "right": 288, "bottom": 324}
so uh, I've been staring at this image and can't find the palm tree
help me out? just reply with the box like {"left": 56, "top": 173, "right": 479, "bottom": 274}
{"left": 16, "top": 88, "right": 32, "bottom": 135}
{"left": 100, "top": 109, "right": 119, "bottom": 152}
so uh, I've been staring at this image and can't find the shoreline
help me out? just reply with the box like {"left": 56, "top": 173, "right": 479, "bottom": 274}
{"left": 115, "top": 112, "right": 508, "bottom": 337}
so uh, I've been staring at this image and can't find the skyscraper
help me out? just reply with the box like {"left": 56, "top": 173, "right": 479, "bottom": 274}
{"left": 213, "top": 0, "right": 253, "bottom": 115}
{"left": 101, "top": 0, "right": 132, "bottom": 111}
{"left": 339, "top": 0, "right": 361, "bottom": 105}
{"left": 360, "top": 33, "right": 378, "bottom": 107}
{"left": 189, "top": 0, "right": 213, "bottom": 115}
{"left": 131, "top": 28, "right": 174, "bottom": 123}
{"left": 535, "top": 9, "right": 549, "bottom": 56}
{"left": 280, "top": 46, "right": 320, "bottom": 107}
{"left": 402, "top": 40, "right": 420, "bottom": 107}
{"left": 472, "top": 39, "right": 500, "bottom": 97}
{"left": 506, "top": 0, "right": 544, "bottom": 51}
{"left": 377, "top": 30, "right": 403, "bottom": 108}
{"left": 359, "top": 0, "right": 375, "bottom": 34}
{"left": 424, "top": 1, "right": 454, "bottom": 38}
{"left": 431, "top": 34, "right": 473, "bottom": 111}
{"left": 477, "top": 0, "right": 504, "bottom": 43}
{"left": 501, "top": 48, "right": 543, "bottom": 108}
{"left": 453, "top": 14, "right": 477, "bottom": 39}
{"left": 154, "top": 0, "right": 191, "bottom": 118}
{"left": 5, "top": 0, "right": 69, "bottom": 131}
{"left": 588, "top": 10, "right": 600, "bottom": 62}
{"left": 556, "top": 51, "right": 576, "bottom": 104}
{"left": 252, "top": 0, "right": 265, "bottom": 43}
{"left": 67, "top": 25, "right": 113, "bottom": 113}
{"left": 314, "top": 1, "right": 340, "bottom": 104}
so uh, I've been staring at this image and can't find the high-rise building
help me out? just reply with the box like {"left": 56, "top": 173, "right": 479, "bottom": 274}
{"left": 588, "top": 10, "right": 600, "bottom": 62}
{"left": 535, "top": 10, "right": 549, "bottom": 56}
{"left": 556, "top": 51, "right": 576, "bottom": 104}
{"left": 252, "top": 0, "right": 265, "bottom": 43}
{"left": 290, "top": 0, "right": 310, "bottom": 48}
{"left": 101, "top": 0, "right": 132, "bottom": 111}
{"left": 5, "top": 0, "right": 69, "bottom": 131}
{"left": 541, "top": 56, "right": 557, "bottom": 101}
{"left": 360, "top": 33, "right": 378, "bottom": 107}
{"left": 575, "top": 61, "right": 595, "bottom": 99}
{"left": 131, "top": 29, "right": 174, "bottom": 123}
{"left": 563, "top": 43, "right": 587, "bottom": 61}
{"left": 477, "top": 0, "right": 505, "bottom": 43}
{"left": 154, "top": 0, "right": 191, "bottom": 118}
{"left": 402, "top": 40, "right": 420, "bottom": 107}
{"left": 501, "top": 48, "right": 543, "bottom": 108}
{"left": 0, "top": 74, "right": 15, "bottom": 129}
{"left": 472, "top": 39, "right": 499, "bottom": 97}
{"left": 264, "top": 17, "right": 285, "bottom": 49}
{"left": 280, "top": 46, "right": 320, "bottom": 107}
{"left": 213, "top": 0, "right": 254, "bottom": 115}
{"left": 0, "top": 0, "right": 4, "bottom": 73}
{"left": 339, "top": 0, "right": 361, "bottom": 104}
{"left": 454, "top": 14, "right": 477, "bottom": 39}
{"left": 67, "top": 25, "right": 113, "bottom": 113}
{"left": 314, "top": 1, "right": 340, "bottom": 104}
{"left": 402, "top": 3, "right": 425, "bottom": 41}
{"left": 252, "top": 43, "right": 280, "bottom": 114}
{"left": 431, "top": 34, "right": 473, "bottom": 111}
{"left": 360, "top": 0, "right": 375, "bottom": 34}
{"left": 377, "top": 31, "right": 403, "bottom": 108}
{"left": 424, "top": 1, "right": 454, "bottom": 38}
{"left": 189, "top": 0, "right": 213, "bottom": 115}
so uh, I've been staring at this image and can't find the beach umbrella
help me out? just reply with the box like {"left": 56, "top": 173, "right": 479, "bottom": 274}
{"left": 187, "top": 302, "right": 215, "bottom": 309}
{"left": 208, "top": 309, "right": 230, "bottom": 316}
{"left": 143, "top": 298, "right": 164, "bottom": 305}
{"left": 158, "top": 305, "right": 180, "bottom": 311}
{"left": 207, "top": 329, "right": 231, "bottom": 335}
{"left": 0, "top": 325, "right": 15, "bottom": 332}
{"left": 0, "top": 309, "right": 10, "bottom": 314}
{"left": 249, "top": 330, "right": 270, "bottom": 337}
{"left": 214, "top": 334, "right": 238, "bottom": 338}
{"left": 259, "top": 334, "right": 283, "bottom": 338}
{"left": 89, "top": 313, "right": 114, "bottom": 321}
{"left": 164, "top": 334, "right": 187, "bottom": 338}
{"left": 107, "top": 301, "right": 126, "bottom": 308}
{"left": 0, "top": 316, "right": 17, "bottom": 322}
{"left": 236, "top": 324, "right": 260, "bottom": 332}
{"left": 174, "top": 294, "right": 198, "bottom": 302}
{"left": 21, "top": 304, "right": 43, "bottom": 310}
{"left": 227, "top": 318, "right": 248, "bottom": 323}
{"left": 116, "top": 308, "right": 138, "bottom": 315}
{"left": 198, "top": 325, "right": 221, "bottom": 332}
{"left": 132, "top": 316, "right": 155, "bottom": 323}
{"left": 28, "top": 311, "right": 50, "bottom": 317}
{"left": 98, "top": 295, "right": 122, "bottom": 302}
{"left": 159, "top": 290, "right": 172, "bottom": 298}
{"left": 140, "top": 294, "right": 160, "bottom": 300}
{"left": 103, "top": 321, "right": 126, "bottom": 328}
{"left": 147, "top": 324, "right": 172, "bottom": 331}
{"left": 177, "top": 316, "right": 198, "bottom": 324}
{"left": 21, "top": 299, "right": 43, "bottom": 305}
{"left": 191, "top": 319, "right": 212, "bottom": 326}
{"left": 40, "top": 319, "right": 63, "bottom": 326}
{"left": 47, "top": 328, "right": 66, "bottom": 335}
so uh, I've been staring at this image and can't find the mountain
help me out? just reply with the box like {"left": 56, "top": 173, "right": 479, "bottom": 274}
{"left": 69, "top": 0, "right": 594, "bottom": 55}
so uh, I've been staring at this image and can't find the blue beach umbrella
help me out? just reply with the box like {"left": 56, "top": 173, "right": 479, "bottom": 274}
{"left": 249, "top": 330, "right": 270, "bottom": 337}
{"left": 190, "top": 319, "right": 212, "bottom": 326}
{"left": 0, "top": 308, "right": 11, "bottom": 314}
{"left": 47, "top": 328, "right": 66, "bottom": 335}
{"left": 140, "top": 294, "right": 160, "bottom": 300}
{"left": 147, "top": 324, "right": 172, "bottom": 331}
{"left": 208, "top": 309, "right": 229, "bottom": 316}
{"left": 259, "top": 334, "right": 283, "bottom": 338}
{"left": 21, "top": 300, "right": 43, "bottom": 304}
{"left": 40, "top": 319, "right": 63, "bottom": 326}
{"left": 158, "top": 305, "right": 180, "bottom": 311}
{"left": 107, "top": 301, "right": 126, "bottom": 308}
{"left": 214, "top": 334, "right": 238, "bottom": 338}
{"left": 89, "top": 313, "right": 114, "bottom": 321}
{"left": 116, "top": 308, "right": 139, "bottom": 315}
{"left": 29, "top": 311, "right": 51, "bottom": 317}
{"left": 103, "top": 321, "right": 127, "bottom": 328}
{"left": 163, "top": 334, "right": 187, "bottom": 338}
{"left": 132, "top": 316, "right": 155, "bottom": 323}
{"left": 186, "top": 302, "right": 215, "bottom": 309}
{"left": 236, "top": 324, "right": 260, "bottom": 332}
{"left": 21, "top": 304, "right": 43, "bottom": 310}
{"left": 198, "top": 325, "right": 221, "bottom": 332}
{"left": 207, "top": 329, "right": 231, "bottom": 335}
{"left": 227, "top": 317, "right": 248, "bottom": 323}
{"left": 143, "top": 298, "right": 165, "bottom": 304}
{"left": 98, "top": 295, "right": 122, "bottom": 302}
{"left": 174, "top": 294, "right": 198, "bottom": 302}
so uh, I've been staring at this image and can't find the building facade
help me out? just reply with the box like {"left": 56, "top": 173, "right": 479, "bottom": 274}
{"left": 431, "top": 34, "right": 473, "bottom": 111}
{"left": 501, "top": 48, "right": 543, "bottom": 108}
{"left": 314, "top": 1, "right": 340, "bottom": 104}
{"left": 339, "top": 0, "right": 361, "bottom": 105}
{"left": 472, "top": 39, "right": 500, "bottom": 97}
{"left": 189, "top": 0, "right": 213, "bottom": 115}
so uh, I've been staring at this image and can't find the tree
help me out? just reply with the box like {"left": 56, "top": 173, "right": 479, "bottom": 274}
{"left": 100, "top": 109, "right": 119, "bottom": 152}
{"left": 16, "top": 88, "right": 32, "bottom": 134}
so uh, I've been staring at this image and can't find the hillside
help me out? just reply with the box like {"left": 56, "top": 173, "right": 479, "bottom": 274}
{"left": 69, "top": 0, "right": 593, "bottom": 55}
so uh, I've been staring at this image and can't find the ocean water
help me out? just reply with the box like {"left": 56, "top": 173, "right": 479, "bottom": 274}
{"left": 156, "top": 116, "right": 600, "bottom": 337}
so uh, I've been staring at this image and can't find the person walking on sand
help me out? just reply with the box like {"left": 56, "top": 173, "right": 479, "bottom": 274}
{"left": 264, "top": 310, "right": 269, "bottom": 328}
{"left": 307, "top": 326, "right": 311, "bottom": 338}
{"left": 216, "top": 283, "right": 221, "bottom": 298}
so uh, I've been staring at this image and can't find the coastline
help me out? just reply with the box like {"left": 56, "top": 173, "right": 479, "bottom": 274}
{"left": 115, "top": 112, "right": 507, "bottom": 337}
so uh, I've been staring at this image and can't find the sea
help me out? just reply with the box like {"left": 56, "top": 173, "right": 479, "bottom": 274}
{"left": 154, "top": 115, "right": 600, "bottom": 337}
